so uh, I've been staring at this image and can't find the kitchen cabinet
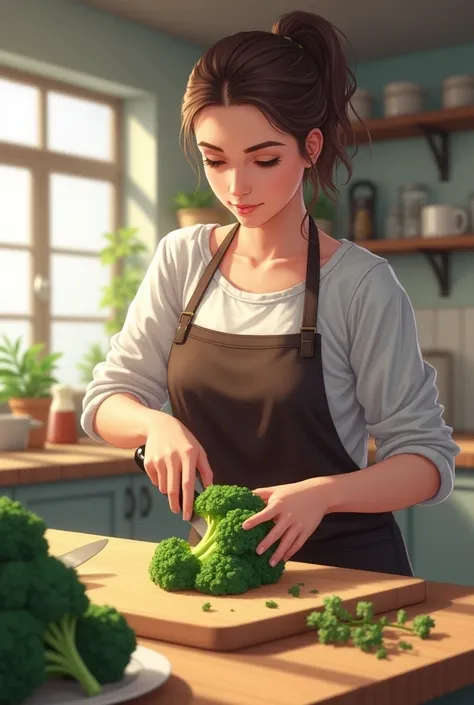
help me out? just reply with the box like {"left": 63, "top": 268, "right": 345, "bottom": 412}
{"left": 1, "top": 486, "right": 16, "bottom": 500}
{"left": 13, "top": 474, "right": 189, "bottom": 543}
{"left": 394, "top": 471, "right": 474, "bottom": 587}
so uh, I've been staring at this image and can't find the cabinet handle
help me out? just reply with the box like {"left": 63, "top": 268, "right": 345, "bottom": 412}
{"left": 139, "top": 486, "right": 152, "bottom": 518}
{"left": 124, "top": 487, "right": 135, "bottom": 519}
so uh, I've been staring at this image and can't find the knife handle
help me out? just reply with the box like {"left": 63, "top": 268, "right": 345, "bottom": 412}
{"left": 134, "top": 444, "right": 202, "bottom": 508}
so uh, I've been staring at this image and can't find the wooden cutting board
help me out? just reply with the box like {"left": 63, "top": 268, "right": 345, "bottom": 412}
{"left": 47, "top": 530, "right": 426, "bottom": 652}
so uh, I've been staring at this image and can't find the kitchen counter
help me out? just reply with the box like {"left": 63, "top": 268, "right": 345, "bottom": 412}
{"left": 1, "top": 433, "right": 473, "bottom": 487}
{"left": 47, "top": 529, "right": 474, "bottom": 705}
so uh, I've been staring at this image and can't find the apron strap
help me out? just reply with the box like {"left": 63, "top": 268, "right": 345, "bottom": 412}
{"left": 300, "top": 217, "right": 321, "bottom": 359}
{"left": 174, "top": 218, "right": 321, "bottom": 355}
{"left": 174, "top": 223, "right": 240, "bottom": 344}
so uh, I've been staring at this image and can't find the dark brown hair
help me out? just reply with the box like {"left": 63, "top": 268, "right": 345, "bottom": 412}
{"left": 180, "top": 11, "right": 362, "bottom": 222}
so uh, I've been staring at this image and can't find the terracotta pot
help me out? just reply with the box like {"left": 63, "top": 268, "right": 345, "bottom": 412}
{"left": 8, "top": 397, "right": 52, "bottom": 449}
{"left": 176, "top": 207, "right": 231, "bottom": 228}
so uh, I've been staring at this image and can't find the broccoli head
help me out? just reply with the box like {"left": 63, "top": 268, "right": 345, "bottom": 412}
{"left": 149, "top": 484, "right": 286, "bottom": 595}
{"left": 0, "top": 610, "right": 46, "bottom": 705}
{"left": 75, "top": 604, "right": 137, "bottom": 684}
{"left": 0, "top": 497, "right": 48, "bottom": 561}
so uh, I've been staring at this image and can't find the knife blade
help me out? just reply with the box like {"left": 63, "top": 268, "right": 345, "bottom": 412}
{"left": 56, "top": 538, "right": 109, "bottom": 569}
{"left": 134, "top": 444, "right": 207, "bottom": 537}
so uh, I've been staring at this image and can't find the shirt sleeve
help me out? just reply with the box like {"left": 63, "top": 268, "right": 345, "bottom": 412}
{"left": 346, "top": 260, "right": 460, "bottom": 506}
{"left": 80, "top": 233, "right": 182, "bottom": 443}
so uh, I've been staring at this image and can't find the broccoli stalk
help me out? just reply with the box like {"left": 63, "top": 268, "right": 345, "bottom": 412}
{"left": 43, "top": 613, "right": 101, "bottom": 696}
{"left": 190, "top": 518, "right": 220, "bottom": 561}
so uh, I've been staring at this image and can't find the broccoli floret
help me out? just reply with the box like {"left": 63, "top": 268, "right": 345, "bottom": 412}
{"left": 149, "top": 537, "right": 201, "bottom": 591}
{"left": 75, "top": 604, "right": 137, "bottom": 684}
{"left": 265, "top": 600, "right": 278, "bottom": 609}
{"left": 0, "top": 610, "right": 46, "bottom": 705}
{"left": 215, "top": 508, "right": 274, "bottom": 554}
{"left": 149, "top": 484, "right": 286, "bottom": 595}
{"left": 0, "top": 497, "right": 48, "bottom": 561}
{"left": 0, "top": 560, "right": 31, "bottom": 609}
{"left": 195, "top": 553, "right": 261, "bottom": 595}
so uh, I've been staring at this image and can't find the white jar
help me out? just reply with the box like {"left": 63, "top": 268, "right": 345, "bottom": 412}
{"left": 442, "top": 75, "right": 474, "bottom": 108}
{"left": 348, "top": 88, "right": 372, "bottom": 122}
{"left": 383, "top": 81, "right": 422, "bottom": 117}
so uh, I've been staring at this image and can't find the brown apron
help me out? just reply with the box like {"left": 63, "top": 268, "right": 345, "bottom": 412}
{"left": 167, "top": 217, "right": 413, "bottom": 576}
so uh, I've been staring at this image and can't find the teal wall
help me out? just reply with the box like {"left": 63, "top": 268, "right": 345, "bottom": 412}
{"left": 336, "top": 43, "right": 474, "bottom": 309}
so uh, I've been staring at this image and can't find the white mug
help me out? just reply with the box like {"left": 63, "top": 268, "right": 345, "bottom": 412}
{"left": 421, "top": 205, "right": 468, "bottom": 237}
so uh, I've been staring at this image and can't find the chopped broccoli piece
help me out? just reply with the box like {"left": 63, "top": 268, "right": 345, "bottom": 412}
{"left": 75, "top": 604, "right": 137, "bottom": 684}
{"left": 0, "top": 497, "right": 48, "bottom": 561}
{"left": 202, "top": 602, "right": 212, "bottom": 611}
{"left": 310, "top": 588, "right": 319, "bottom": 594}
{"left": 149, "top": 484, "right": 286, "bottom": 596}
{"left": 288, "top": 584, "right": 301, "bottom": 597}
{"left": 0, "top": 610, "right": 46, "bottom": 705}
{"left": 265, "top": 600, "right": 278, "bottom": 609}
{"left": 27, "top": 554, "right": 89, "bottom": 624}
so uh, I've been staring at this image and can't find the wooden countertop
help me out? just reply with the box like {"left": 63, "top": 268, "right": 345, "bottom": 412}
{"left": 0, "top": 433, "right": 473, "bottom": 488}
{"left": 47, "top": 528, "right": 474, "bottom": 705}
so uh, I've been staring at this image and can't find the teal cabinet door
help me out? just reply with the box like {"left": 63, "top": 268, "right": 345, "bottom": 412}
{"left": 15, "top": 476, "right": 132, "bottom": 538}
{"left": 408, "top": 473, "right": 474, "bottom": 586}
{"left": 130, "top": 473, "right": 190, "bottom": 543}
{"left": 0, "top": 487, "right": 15, "bottom": 500}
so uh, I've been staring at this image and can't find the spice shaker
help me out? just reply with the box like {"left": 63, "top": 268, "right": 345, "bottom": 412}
{"left": 400, "top": 184, "right": 429, "bottom": 238}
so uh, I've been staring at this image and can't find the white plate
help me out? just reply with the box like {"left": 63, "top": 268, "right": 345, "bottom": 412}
{"left": 22, "top": 645, "right": 172, "bottom": 705}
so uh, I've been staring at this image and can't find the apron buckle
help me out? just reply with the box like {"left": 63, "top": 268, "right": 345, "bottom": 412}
{"left": 174, "top": 311, "right": 195, "bottom": 344}
{"left": 300, "top": 326, "right": 316, "bottom": 358}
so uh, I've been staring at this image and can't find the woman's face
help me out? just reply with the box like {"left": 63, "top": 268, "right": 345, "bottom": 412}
{"left": 194, "top": 104, "right": 321, "bottom": 227}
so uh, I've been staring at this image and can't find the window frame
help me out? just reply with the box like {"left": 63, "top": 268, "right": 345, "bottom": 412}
{"left": 0, "top": 65, "right": 123, "bottom": 353}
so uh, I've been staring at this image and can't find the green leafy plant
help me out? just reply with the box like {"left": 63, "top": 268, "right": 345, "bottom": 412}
{"left": 171, "top": 188, "right": 215, "bottom": 210}
{"left": 0, "top": 335, "right": 62, "bottom": 402}
{"left": 307, "top": 595, "right": 435, "bottom": 659}
{"left": 76, "top": 227, "right": 148, "bottom": 384}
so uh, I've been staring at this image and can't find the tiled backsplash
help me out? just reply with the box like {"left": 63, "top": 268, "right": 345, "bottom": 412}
{"left": 415, "top": 308, "right": 474, "bottom": 432}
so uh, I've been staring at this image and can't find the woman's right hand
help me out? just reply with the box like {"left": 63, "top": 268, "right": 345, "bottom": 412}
{"left": 142, "top": 411, "right": 213, "bottom": 521}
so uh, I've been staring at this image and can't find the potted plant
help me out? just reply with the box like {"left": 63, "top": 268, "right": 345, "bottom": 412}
{"left": 172, "top": 188, "right": 230, "bottom": 228}
{"left": 0, "top": 335, "right": 62, "bottom": 449}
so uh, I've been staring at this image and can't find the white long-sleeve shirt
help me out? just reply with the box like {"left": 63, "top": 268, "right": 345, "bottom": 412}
{"left": 81, "top": 222, "right": 460, "bottom": 506}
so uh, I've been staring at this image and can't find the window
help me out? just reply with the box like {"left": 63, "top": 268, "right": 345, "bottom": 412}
{"left": 0, "top": 68, "right": 122, "bottom": 386}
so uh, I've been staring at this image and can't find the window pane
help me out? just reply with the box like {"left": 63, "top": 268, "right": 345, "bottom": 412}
{"left": 0, "top": 319, "right": 31, "bottom": 347}
{"left": 50, "top": 253, "right": 110, "bottom": 317}
{"left": 0, "top": 165, "right": 31, "bottom": 244}
{"left": 51, "top": 321, "right": 110, "bottom": 386}
{"left": 47, "top": 92, "right": 113, "bottom": 161}
{"left": 0, "top": 250, "right": 31, "bottom": 314}
{"left": 0, "top": 78, "right": 39, "bottom": 146}
{"left": 50, "top": 173, "right": 112, "bottom": 252}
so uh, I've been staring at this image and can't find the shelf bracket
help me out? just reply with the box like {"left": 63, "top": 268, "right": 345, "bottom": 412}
{"left": 421, "top": 250, "right": 451, "bottom": 296}
{"left": 416, "top": 123, "right": 450, "bottom": 181}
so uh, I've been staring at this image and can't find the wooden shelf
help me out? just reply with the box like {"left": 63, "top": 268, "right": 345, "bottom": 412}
{"left": 349, "top": 105, "right": 474, "bottom": 144}
{"left": 348, "top": 104, "right": 474, "bottom": 181}
{"left": 356, "top": 234, "right": 474, "bottom": 254}
{"left": 353, "top": 234, "right": 474, "bottom": 296}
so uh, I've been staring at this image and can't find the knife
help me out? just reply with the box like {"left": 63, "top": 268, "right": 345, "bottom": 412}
{"left": 134, "top": 444, "right": 207, "bottom": 537}
{"left": 56, "top": 538, "right": 109, "bottom": 569}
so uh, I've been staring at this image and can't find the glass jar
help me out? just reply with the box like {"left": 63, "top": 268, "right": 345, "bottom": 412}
{"left": 400, "top": 184, "right": 429, "bottom": 238}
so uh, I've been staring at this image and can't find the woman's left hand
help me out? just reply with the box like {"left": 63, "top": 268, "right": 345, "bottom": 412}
{"left": 242, "top": 479, "right": 330, "bottom": 565}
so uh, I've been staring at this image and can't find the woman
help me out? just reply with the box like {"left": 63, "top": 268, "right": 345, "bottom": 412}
{"left": 82, "top": 10, "right": 459, "bottom": 576}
